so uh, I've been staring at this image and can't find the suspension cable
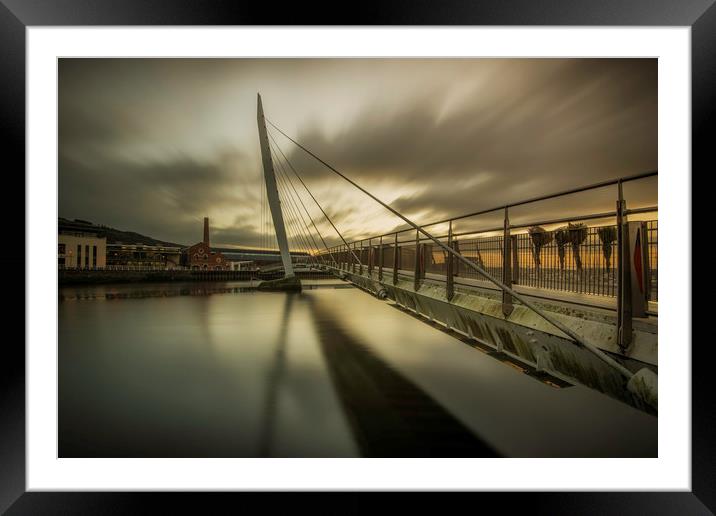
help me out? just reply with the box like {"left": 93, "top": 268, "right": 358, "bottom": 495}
{"left": 274, "top": 169, "right": 313, "bottom": 264}
{"left": 269, "top": 132, "right": 337, "bottom": 266}
{"left": 267, "top": 126, "right": 362, "bottom": 268}
{"left": 271, "top": 147, "right": 323, "bottom": 268}
{"left": 271, "top": 141, "right": 325, "bottom": 263}
{"left": 275, "top": 143, "right": 323, "bottom": 265}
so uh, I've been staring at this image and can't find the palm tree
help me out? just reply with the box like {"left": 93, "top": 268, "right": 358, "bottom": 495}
{"left": 597, "top": 226, "right": 617, "bottom": 271}
{"left": 528, "top": 226, "right": 553, "bottom": 271}
{"left": 554, "top": 228, "right": 568, "bottom": 270}
{"left": 554, "top": 222, "right": 588, "bottom": 270}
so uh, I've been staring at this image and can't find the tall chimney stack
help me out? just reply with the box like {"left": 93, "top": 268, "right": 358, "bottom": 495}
{"left": 203, "top": 217, "right": 210, "bottom": 246}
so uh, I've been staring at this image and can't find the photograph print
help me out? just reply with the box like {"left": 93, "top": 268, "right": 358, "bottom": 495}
{"left": 58, "top": 57, "right": 658, "bottom": 458}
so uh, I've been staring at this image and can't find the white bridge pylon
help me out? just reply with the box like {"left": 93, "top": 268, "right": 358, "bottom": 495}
{"left": 257, "top": 93, "right": 295, "bottom": 278}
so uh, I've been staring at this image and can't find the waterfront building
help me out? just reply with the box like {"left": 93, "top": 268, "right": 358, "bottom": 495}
{"left": 227, "top": 260, "right": 257, "bottom": 271}
{"left": 106, "top": 243, "right": 183, "bottom": 269}
{"left": 58, "top": 219, "right": 107, "bottom": 269}
{"left": 182, "top": 217, "right": 231, "bottom": 270}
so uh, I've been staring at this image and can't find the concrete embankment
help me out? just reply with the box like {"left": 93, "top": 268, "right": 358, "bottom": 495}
{"left": 59, "top": 269, "right": 333, "bottom": 285}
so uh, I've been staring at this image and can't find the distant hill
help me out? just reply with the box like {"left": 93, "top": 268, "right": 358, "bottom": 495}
{"left": 58, "top": 218, "right": 184, "bottom": 247}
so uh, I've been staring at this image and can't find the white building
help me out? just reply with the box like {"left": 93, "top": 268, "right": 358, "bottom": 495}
{"left": 59, "top": 232, "right": 107, "bottom": 269}
{"left": 228, "top": 260, "right": 256, "bottom": 271}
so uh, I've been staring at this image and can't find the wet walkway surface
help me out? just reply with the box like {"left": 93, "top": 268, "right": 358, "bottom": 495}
{"left": 59, "top": 282, "right": 656, "bottom": 458}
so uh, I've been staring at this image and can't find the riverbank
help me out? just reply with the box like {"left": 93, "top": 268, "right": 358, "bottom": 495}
{"left": 58, "top": 268, "right": 334, "bottom": 285}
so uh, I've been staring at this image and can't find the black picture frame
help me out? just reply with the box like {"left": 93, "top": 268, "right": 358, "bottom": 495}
{"left": 1, "top": 1, "right": 706, "bottom": 514}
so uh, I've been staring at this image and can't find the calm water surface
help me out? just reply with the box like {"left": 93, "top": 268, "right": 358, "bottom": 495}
{"left": 59, "top": 281, "right": 656, "bottom": 457}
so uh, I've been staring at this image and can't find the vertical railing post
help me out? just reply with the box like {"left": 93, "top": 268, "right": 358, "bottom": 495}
{"left": 393, "top": 232, "right": 399, "bottom": 285}
{"left": 378, "top": 236, "right": 384, "bottom": 282}
{"left": 502, "top": 207, "right": 514, "bottom": 316}
{"left": 413, "top": 228, "right": 421, "bottom": 291}
{"left": 511, "top": 234, "right": 520, "bottom": 285}
{"left": 641, "top": 221, "right": 651, "bottom": 303}
{"left": 359, "top": 241, "right": 364, "bottom": 275}
{"left": 368, "top": 238, "right": 373, "bottom": 276}
{"left": 351, "top": 243, "right": 355, "bottom": 274}
{"left": 616, "top": 180, "right": 633, "bottom": 351}
{"left": 446, "top": 220, "right": 454, "bottom": 301}
{"left": 454, "top": 238, "right": 460, "bottom": 277}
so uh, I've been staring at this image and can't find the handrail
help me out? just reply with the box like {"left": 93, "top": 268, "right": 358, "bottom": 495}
{"left": 334, "top": 206, "right": 658, "bottom": 247}
{"left": 417, "top": 170, "right": 656, "bottom": 230}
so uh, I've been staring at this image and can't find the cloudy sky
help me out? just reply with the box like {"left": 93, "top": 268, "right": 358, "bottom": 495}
{"left": 59, "top": 58, "right": 657, "bottom": 249}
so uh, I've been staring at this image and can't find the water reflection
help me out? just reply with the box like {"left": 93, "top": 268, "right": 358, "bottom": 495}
{"left": 59, "top": 279, "right": 351, "bottom": 302}
{"left": 58, "top": 282, "right": 656, "bottom": 458}
{"left": 257, "top": 293, "right": 293, "bottom": 456}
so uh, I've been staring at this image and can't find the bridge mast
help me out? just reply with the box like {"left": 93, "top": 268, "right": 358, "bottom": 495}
{"left": 257, "top": 93, "right": 295, "bottom": 278}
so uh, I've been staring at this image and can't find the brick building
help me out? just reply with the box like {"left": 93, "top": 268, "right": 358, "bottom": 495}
{"left": 182, "top": 217, "right": 230, "bottom": 270}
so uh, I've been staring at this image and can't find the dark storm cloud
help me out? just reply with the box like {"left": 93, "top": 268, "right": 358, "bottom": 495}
{"left": 59, "top": 58, "right": 657, "bottom": 247}
{"left": 283, "top": 59, "right": 656, "bottom": 223}
{"left": 59, "top": 148, "right": 262, "bottom": 246}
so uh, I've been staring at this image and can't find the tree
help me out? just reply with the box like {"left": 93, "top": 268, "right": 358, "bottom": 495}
{"left": 554, "top": 222, "right": 588, "bottom": 270}
{"left": 597, "top": 225, "right": 617, "bottom": 271}
{"left": 528, "top": 226, "right": 553, "bottom": 271}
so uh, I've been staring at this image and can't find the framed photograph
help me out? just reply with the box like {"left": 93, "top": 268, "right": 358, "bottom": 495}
{"left": 3, "top": 1, "right": 707, "bottom": 513}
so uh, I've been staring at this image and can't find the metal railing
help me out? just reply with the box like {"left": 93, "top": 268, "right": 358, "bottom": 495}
{"left": 318, "top": 172, "right": 658, "bottom": 308}
{"left": 333, "top": 221, "right": 658, "bottom": 302}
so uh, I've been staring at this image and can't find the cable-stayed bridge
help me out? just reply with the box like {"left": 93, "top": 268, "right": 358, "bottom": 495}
{"left": 254, "top": 94, "right": 658, "bottom": 414}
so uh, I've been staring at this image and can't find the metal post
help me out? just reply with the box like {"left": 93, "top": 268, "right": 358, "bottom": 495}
{"left": 378, "top": 236, "right": 383, "bottom": 281}
{"left": 368, "top": 238, "right": 373, "bottom": 275}
{"left": 359, "top": 241, "right": 364, "bottom": 275}
{"left": 446, "top": 220, "right": 454, "bottom": 301}
{"left": 616, "top": 185, "right": 623, "bottom": 333}
{"left": 502, "top": 207, "right": 513, "bottom": 316}
{"left": 414, "top": 228, "right": 421, "bottom": 291}
{"left": 393, "top": 232, "right": 399, "bottom": 285}
{"left": 454, "top": 238, "right": 460, "bottom": 277}
{"left": 641, "top": 222, "right": 651, "bottom": 303}
{"left": 617, "top": 180, "right": 633, "bottom": 351}
{"left": 511, "top": 234, "right": 520, "bottom": 285}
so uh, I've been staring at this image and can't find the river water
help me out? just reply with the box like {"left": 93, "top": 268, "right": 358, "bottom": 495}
{"left": 59, "top": 280, "right": 656, "bottom": 458}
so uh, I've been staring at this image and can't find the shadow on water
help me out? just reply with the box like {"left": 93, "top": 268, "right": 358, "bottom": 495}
{"left": 304, "top": 295, "right": 500, "bottom": 458}
{"left": 257, "top": 293, "right": 294, "bottom": 457}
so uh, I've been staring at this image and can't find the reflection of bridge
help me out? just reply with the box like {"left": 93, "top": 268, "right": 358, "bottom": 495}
{"left": 255, "top": 94, "right": 658, "bottom": 413}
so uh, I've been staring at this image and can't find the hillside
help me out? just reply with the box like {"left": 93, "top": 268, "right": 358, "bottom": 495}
{"left": 58, "top": 218, "right": 184, "bottom": 247}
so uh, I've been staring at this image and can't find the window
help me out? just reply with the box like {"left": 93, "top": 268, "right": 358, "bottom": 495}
{"left": 85, "top": 245, "right": 90, "bottom": 268}
{"left": 58, "top": 243, "right": 66, "bottom": 254}
{"left": 93, "top": 246, "right": 97, "bottom": 267}
{"left": 77, "top": 245, "right": 81, "bottom": 268}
